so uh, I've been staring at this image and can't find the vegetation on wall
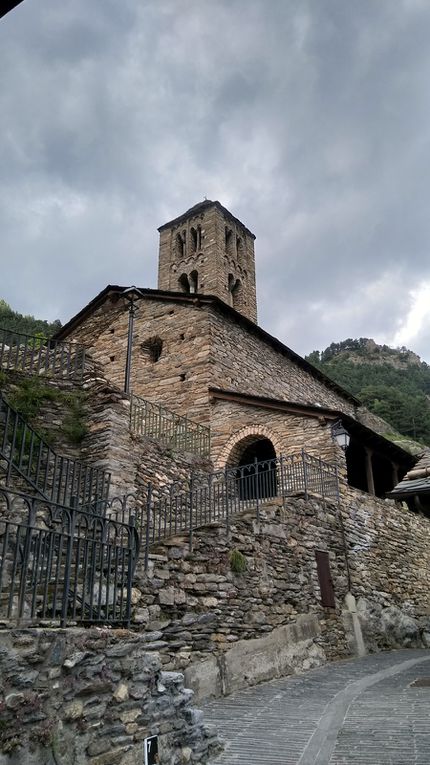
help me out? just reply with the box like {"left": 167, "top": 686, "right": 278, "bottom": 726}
{"left": 306, "top": 338, "right": 430, "bottom": 446}
{"left": 2, "top": 374, "right": 88, "bottom": 446}
{"left": 0, "top": 298, "right": 61, "bottom": 337}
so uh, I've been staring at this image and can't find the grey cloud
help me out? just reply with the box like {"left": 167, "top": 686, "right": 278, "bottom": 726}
{"left": 1, "top": 0, "right": 430, "bottom": 361}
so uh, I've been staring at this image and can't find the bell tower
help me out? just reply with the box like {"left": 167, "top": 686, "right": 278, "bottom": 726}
{"left": 157, "top": 200, "right": 257, "bottom": 323}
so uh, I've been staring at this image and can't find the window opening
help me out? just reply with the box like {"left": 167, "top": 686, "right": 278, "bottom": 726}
{"left": 141, "top": 336, "right": 163, "bottom": 363}
{"left": 178, "top": 273, "right": 190, "bottom": 293}
{"left": 189, "top": 270, "right": 198, "bottom": 293}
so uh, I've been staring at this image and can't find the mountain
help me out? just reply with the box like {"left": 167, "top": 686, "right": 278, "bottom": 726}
{"left": 306, "top": 338, "right": 430, "bottom": 448}
{"left": 0, "top": 299, "right": 61, "bottom": 338}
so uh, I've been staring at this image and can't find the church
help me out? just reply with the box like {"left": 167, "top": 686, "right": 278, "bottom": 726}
{"left": 55, "top": 199, "right": 415, "bottom": 496}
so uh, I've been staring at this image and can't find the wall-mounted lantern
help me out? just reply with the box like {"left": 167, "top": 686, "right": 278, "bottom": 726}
{"left": 331, "top": 420, "right": 350, "bottom": 452}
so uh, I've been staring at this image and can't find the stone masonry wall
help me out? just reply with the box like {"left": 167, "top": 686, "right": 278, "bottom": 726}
{"left": 69, "top": 297, "right": 212, "bottom": 425}
{"left": 209, "top": 398, "right": 338, "bottom": 467}
{"left": 342, "top": 486, "right": 430, "bottom": 650}
{"left": 158, "top": 202, "right": 258, "bottom": 324}
{"left": 129, "top": 496, "right": 352, "bottom": 698}
{"left": 0, "top": 627, "right": 218, "bottom": 765}
{"left": 127, "top": 486, "right": 430, "bottom": 700}
{"left": 208, "top": 308, "right": 356, "bottom": 416}
{"left": 78, "top": 366, "right": 212, "bottom": 499}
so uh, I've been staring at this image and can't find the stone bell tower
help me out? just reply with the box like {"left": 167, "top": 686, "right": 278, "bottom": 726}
{"left": 157, "top": 199, "right": 257, "bottom": 323}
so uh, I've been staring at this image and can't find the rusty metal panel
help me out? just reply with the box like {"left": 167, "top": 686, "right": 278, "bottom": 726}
{"left": 315, "top": 550, "right": 336, "bottom": 608}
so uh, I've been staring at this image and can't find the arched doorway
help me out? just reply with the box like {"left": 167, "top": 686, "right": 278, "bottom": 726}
{"left": 229, "top": 435, "right": 277, "bottom": 501}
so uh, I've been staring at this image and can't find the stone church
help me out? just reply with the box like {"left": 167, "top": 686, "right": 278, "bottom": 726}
{"left": 56, "top": 199, "right": 414, "bottom": 495}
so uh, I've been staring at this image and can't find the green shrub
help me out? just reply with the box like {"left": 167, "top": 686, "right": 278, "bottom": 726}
{"left": 229, "top": 549, "right": 248, "bottom": 575}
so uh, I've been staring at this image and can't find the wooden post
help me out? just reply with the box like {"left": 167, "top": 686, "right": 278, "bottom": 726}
{"left": 365, "top": 448, "right": 375, "bottom": 495}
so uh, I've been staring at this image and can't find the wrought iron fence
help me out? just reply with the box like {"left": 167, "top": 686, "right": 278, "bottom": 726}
{"left": 0, "top": 393, "right": 111, "bottom": 506}
{"left": 0, "top": 487, "right": 138, "bottom": 627}
{"left": 0, "top": 327, "right": 86, "bottom": 380}
{"left": 130, "top": 393, "right": 210, "bottom": 456}
{"left": 92, "top": 451, "right": 339, "bottom": 568}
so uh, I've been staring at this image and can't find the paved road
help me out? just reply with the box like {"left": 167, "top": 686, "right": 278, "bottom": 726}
{"left": 203, "top": 649, "right": 430, "bottom": 765}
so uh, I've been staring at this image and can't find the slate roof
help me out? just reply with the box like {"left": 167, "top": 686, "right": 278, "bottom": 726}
{"left": 157, "top": 199, "right": 256, "bottom": 239}
{"left": 387, "top": 451, "right": 430, "bottom": 498}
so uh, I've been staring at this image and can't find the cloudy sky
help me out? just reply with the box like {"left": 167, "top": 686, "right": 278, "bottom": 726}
{"left": 1, "top": 0, "right": 430, "bottom": 360}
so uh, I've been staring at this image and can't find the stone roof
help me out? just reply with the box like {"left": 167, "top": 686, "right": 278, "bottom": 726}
{"left": 387, "top": 451, "right": 430, "bottom": 498}
{"left": 157, "top": 199, "right": 256, "bottom": 239}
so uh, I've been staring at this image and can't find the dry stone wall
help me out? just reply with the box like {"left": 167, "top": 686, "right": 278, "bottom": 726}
{"left": 0, "top": 627, "right": 219, "bottom": 765}
{"left": 126, "top": 486, "right": 430, "bottom": 700}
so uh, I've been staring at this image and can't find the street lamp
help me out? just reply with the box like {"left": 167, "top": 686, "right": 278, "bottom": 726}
{"left": 123, "top": 286, "right": 145, "bottom": 395}
{"left": 331, "top": 420, "right": 350, "bottom": 452}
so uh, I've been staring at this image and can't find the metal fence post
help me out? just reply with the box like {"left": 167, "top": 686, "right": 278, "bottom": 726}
{"left": 254, "top": 457, "right": 260, "bottom": 522}
{"left": 125, "top": 515, "right": 135, "bottom": 627}
{"left": 60, "top": 494, "right": 77, "bottom": 627}
{"left": 189, "top": 475, "right": 194, "bottom": 553}
{"left": 279, "top": 455, "right": 285, "bottom": 498}
{"left": 144, "top": 484, "right": 153, "bottom": 572}
{"left": 302, "top": 449, "right": 308, "bottom": 501}
{"left": 224, "top": 467, "right": 230, "bottom": 534}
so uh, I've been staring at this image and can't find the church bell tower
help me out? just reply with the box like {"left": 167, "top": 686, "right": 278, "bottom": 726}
{"left": 157, "top": 200, "right": 257, "bottom": 323}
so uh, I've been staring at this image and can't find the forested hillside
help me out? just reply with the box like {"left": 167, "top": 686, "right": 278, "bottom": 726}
{"left": 306, "top": 338, "right": 430, "bottom": 446}
{"left": 0, "top": 299, "right": 61, "bottom": 337}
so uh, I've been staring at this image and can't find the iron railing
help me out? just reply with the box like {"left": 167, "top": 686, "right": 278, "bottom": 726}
{"left": 92, "top": 451, "right": 339, "bottom": 568}
{"left": 130, "top": 393, "right": 211, "bottom": 456}
{"left": 0, "top": 327, "right": 86, "bottom": 380}
{"left": 0, "top": 393, "right": 111, "bottom": 506}
{"left": 0, "top": 487, "right": 138, "bottom": 627}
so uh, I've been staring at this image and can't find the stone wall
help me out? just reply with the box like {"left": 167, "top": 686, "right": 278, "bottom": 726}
{"left": 67, "top": 293, "right": 356, "bottom": 437}
{"left": 209, "top": 398, "right": 338, "bottom": 467}
{"left": 158, "top": 201, "right": 258, "bottom": 324}
{"left": 0, "top": 627, "right": 219, "bottom": 764}
{"left": 208, "top": 308, "right": 356, "bottom": 416}
{"left": 129, "top": 496, "right": 352, "bottom": 700}
{"left": 127, "top": 486, "right": 430, "bottom": 700}
{"left": 342, "top": 486, "right": 430, "bottom": 650}
{"left": 69, "top": 297, "right": 212, "bottom": 425}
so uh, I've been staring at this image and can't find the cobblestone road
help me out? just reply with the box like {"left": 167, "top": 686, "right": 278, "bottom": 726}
{"left": 203, "top": 650, "right": 430, "bottom": 765}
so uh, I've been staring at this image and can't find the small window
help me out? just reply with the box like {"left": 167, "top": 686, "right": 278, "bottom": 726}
{"left": 178, "top": 273, "right": 190, "bottom": 293}
{"left": 141, "top": 336, "right": 163, "bottom": 363}
{"left": 110, "top": 355, "right": 115, "bottom": 362}
{"left": 179, "top": 373, "right": 186, "bottom": 381}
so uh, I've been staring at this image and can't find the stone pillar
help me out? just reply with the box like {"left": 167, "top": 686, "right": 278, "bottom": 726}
{"left": 365, "top": 447, "right": 375, "bottom": 495}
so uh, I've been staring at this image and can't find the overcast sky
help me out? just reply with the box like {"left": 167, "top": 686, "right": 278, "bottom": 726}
{"left": 1, "top": 0, "right": 430, "bottom": 361}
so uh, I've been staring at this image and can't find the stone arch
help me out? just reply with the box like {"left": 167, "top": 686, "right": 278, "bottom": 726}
{"left": 215, "top": 425, "right": 282, "bottom": 469}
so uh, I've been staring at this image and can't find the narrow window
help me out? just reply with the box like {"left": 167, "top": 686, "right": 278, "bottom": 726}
{"left": 176, "top": 231, "right": 186, "bottom": 257}
{"left": 225, "top": 227, "right": 233, "bottom": 255}
{"left": 315, "top": 550, "right": 335, "bottom": 608}
{"left": 189, "top": 270, "right": 198, "bottom": 293}
{"left": 236, "top": 236, "right": 244, "bottom": 259}
{"left": 141, "top": 336, "right": 163, "bottom": 363}
{"left": 178, "top": 273, "right": 190, "bottom": 293}
{"left": 191, "top": 227, "right": 198, "bottom": 252}
{"left": 228, "top": 274, "right": 242, "bottom": 310}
